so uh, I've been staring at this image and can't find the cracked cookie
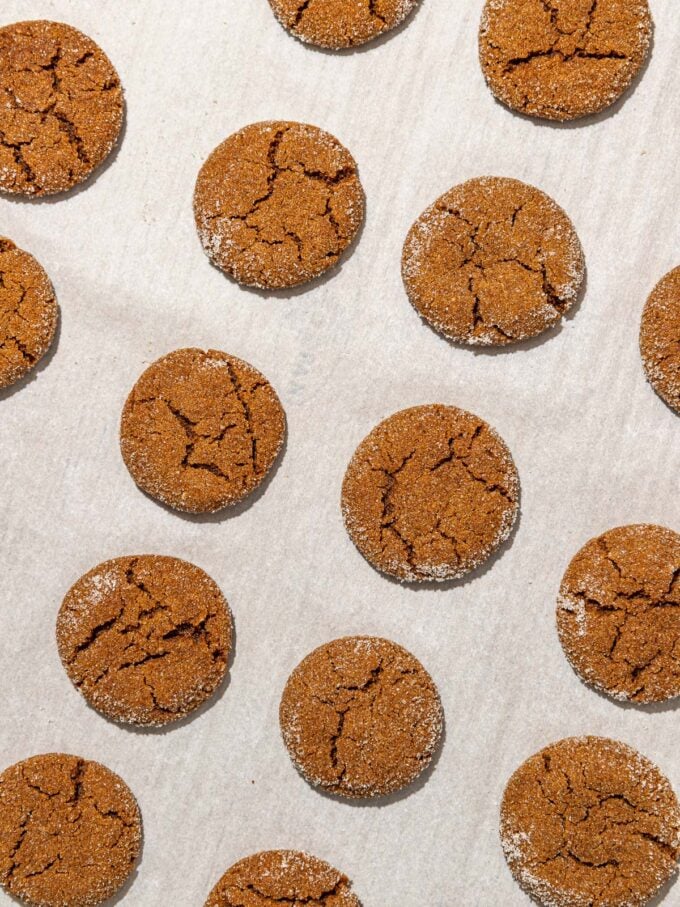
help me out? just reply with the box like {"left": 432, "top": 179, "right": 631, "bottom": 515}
{"left": 501, "top": 736, "right": 680, "bottom": 907}
{"left": 0, "top": 753, "right": 141, "bottom": 907}
{"left": 205, "top": 850, "right": 361, "bottom": 906}
{"left": 341, "top": 404, "right": 519, "bottom": 582}
{"left": 0, "top": 20, "right": 123, "bottom": 196}
{"left": 479, "top": 0, "right": 653, "bottom": 122}
{"left": 401, "top": 177, "right": 584, "bottom": 346}
{"left": 0, "top": 237, "right": 58, "bottom": 387}
{"left": 557, "top": 524, "right": 680, "bottom": 704}
{"left": 279, "top": 636, "right": 443, "bottom": 799}
{"left": 56, "top": 555, "right": 233, "bottom": 726}
{"left": 640, "top": 266, "right": 680, "bottom": 415}
{"left": 120, "top": 348, "right": 286, "bottom": 513}
{"left": 267, "top": 0, "right": 419, "bottom": 49}
{"left": 194, "top": 121, "right": 364, "bottom": 290}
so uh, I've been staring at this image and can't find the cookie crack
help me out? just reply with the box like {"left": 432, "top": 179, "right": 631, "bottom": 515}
{"left": 327, "top": 658, "right": 385, "bottom": 783}
{"left": 367, "top": 0, "right": 387, "bottom": 26}
{"left": 292, "top": 0, "right": 313, "bottom": 27}
{"left": 237, "top": 878, "right": 345, "bottom": 905}
{"left": 377, "top": 450, "right": 417, "bottom": 571}
{"left": 214, "top": 128, "right": 354, "bottom": 260}
{"left": 226, "top": 360, "right": 259, "bottom": 474}
{"left": 531, "top": 759, "right": 676, "bottom": 872}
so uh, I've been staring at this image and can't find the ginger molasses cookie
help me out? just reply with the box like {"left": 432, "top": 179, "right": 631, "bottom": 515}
{"left": 479, "top": 0, "right": 653, "bottom": 122}
{"left": 120, "top": 348, "right": 286, "bottom": 513}
{"left": 0, "top": 753, "right": 141, "bottom": 907}
{"left": 57, "top": 555, "right": 233, "bottom": 726}
{"left": 557, "top": 524, "right": 680, "bottom": 704}
{"left": 0, "top": 20, "right": 123, "bottom": 196}
{"left": 402, "top": 177, "right": 584, "bottom": 346}
{"left": 205, "top": 850, "right": 361, "bottom": 907}
{"left": 267, "top": 0, "right": 419, "bottom": 49}
{"left": 640, "top": 266, "right": 680, "bottom": 414}
{"left": 501, "top": 737, "right": 680, "bottom": 907}
{"left": 280, "top": 636, "right": 443, "bottom": 799}
{"left": 0, "top": 238, "right": 58, "bottom": 387}
{"left": 194, "top": 121, "right": 364, "bottom": 290}
{"left": 341, "top": 404, "right": 519, "bottom": 582}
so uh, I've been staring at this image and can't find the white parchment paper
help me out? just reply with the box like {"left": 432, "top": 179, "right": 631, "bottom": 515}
{"left": 1, "top": 1, "right": 679, "bottom": 904}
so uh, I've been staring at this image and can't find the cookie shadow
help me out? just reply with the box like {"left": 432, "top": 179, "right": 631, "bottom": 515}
{"left": 372, "top": 494, "right": 522, "bottom": 594}
{"left": 521, "top": 869, "right": 677, "bottom": 907}
{"left": 204, "top": 195, "right": 367, "bottom": 302}
{"left": 471, "top": 262, "right": 588, "bottom": 357}
{"left": 310, "top": 709, "right": 446, "bottom": 809}
{"left": 151, "top": 428, "right": 288, "bottom": 525}
{"left": 648, "top": 872, "right": 679, "bottom": 907}
{"left": 118, "top": 617, "right": 238, "bottom": 738}
{"left": 497, "top": 23, "right": 655, "bottom": 131}
{"left": 291, "top": 0, "right": 425, "bottom": 57}
{"left": 411, "top": 258, "right": 588, "bottom": 359}
{"left": 0, "top": 99, "right": 127, "bottom": 206}
{"left": 587, "top": 677, "right": 680, "bottom": 715}
{"left": 0, "top": 305, "right": 62, "bottom": 403}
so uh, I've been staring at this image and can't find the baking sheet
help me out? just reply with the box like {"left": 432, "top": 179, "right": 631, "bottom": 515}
{"left": 1, "top": 1, "right": 679, "bottom": 904}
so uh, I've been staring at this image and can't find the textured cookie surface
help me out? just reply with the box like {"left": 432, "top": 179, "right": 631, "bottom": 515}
{"left": 341, "top": 404, "right": 519, "bottom": 581}
{"left": 0, "top": 753, "right": 141, "bottom": 907}
{"left": 267, "top": 0, "right": 419, "bottom": 49}
{"left": 479, "top": 0, "right": 653, "bottom": 121}
{"left": 57, "top": 555, "right": 233, "bottom": 726}
{"left": 402, "top": 177, "right": 584, "bottom": 346}
{"left": 557, "top": 524, "right": 680, "bottom": 704}
{"left": 205, "top": 850, "right": 360, "bottom": 906}
{"left": 640, "top": 266, "right": 680, "bottom": 414}
{"left": 0, "top": 238, "right": 58, "bottom": 387}
{"left": 194, "top": 121, "right": 364, "bottom": 289}
{"left": 120, "top": 348, "right": 286, "bottom": 513}
{"left": 0, "top": 20, "right": 123, "bottom": 195}
{"left": 280, "top": 636, "right": 443, "bottom": 799}
{"left": 501, "top": 736, "right": 680, "bottom": 907}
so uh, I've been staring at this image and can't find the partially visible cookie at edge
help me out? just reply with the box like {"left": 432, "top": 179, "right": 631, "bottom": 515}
{"left": 56, "top": 555, "right": 233, "bottom": 726}
{"left": 341, "top": 404, "right": 520, "bottom": 581}
{"left": 557, "top": 524, "right": 680, "bottom": 704}
{"left": 0, "top": 20, "right": 124, "bottom": 196}
{"left": 120, "top": 347, "right": 286, "bottom": 513}
{"left": 402, "top": 177, "right": 584, "bottom": 346}
{"left": 479, "top": 0, "right": 653, "bottom": 122}
{"left": 280, "top": 635, "right": 443, "bottom": 799}
{"left": 640, "top": 266, "right": 680, "bottom": 414}
{"left": 205, "top": 850, "right": 361, "bottom": 906}
{"left": 500, "top": 736, "right": 680, "bottom": 907}
{"left": 267, "top": 0, "right": 420, "bottom": 49}
{"left": 194, "top": 121, "right": 364, "bottom": 290}
{"left": 0, "top": 237, "right": 58, "bottom": 387}
{"left": 0, "top": 753, "right": 141, "bottom": 907}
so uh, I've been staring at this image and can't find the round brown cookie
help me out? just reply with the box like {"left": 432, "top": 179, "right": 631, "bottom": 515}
{"left": 0, "top": 20, "right": 123, "bottom": 196}
{"left": 640, "top": 267, "right": 680, "bottom": 415}
{"left": 56, "top": 555, "right": 233, "bottom": 726}
{"left": 500, "top": 736, "right": 680, "bottom": 907}
{"left": 194, "top": 121, "right": 364, "bottom": 290}
{"left": 402, "top": 177, "right": 585, "bottom": 346}
{"left": 267, "top": 0, "right": 419, "bottom": 49}
{"left": 205, "top": 850, "right": 361, "bottom": 907}
{"left": 0, "top": 753, "right": 141, "bottom": 907}
{"left": 341, "top": 404, "right": 519, "bottom": 582}
{"left": 556, "top": 525, "right": 680, "bottom": 704}
{"left": 120, "top": 348, "right": 286, "bottom": 513}
{"left": 479, "top": 0, "right": 653, "bottom": 122}
{"left": 0, "top": 237, "right": 58, "bottom": 387}
{"left": 279, "top": 636, "right": 443, "bottom": 799}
